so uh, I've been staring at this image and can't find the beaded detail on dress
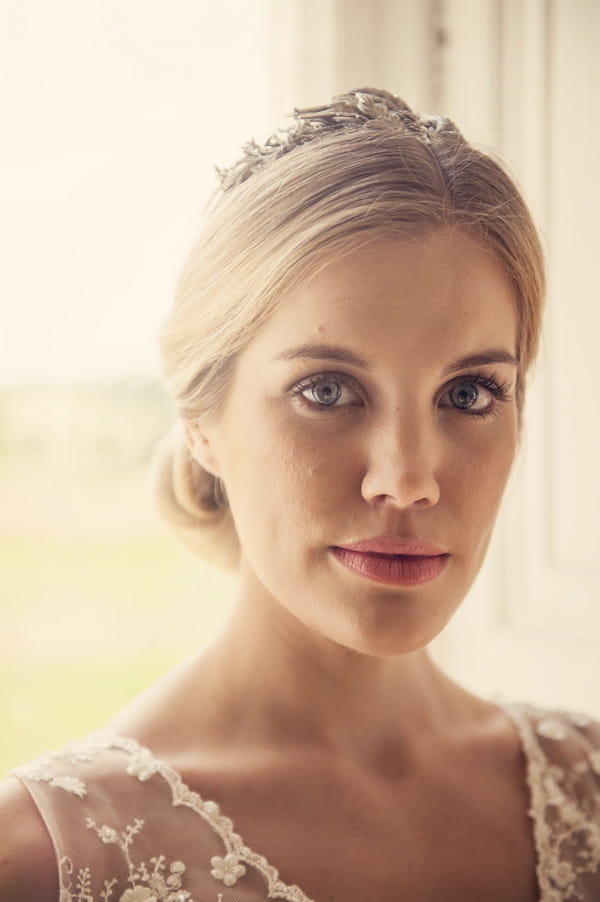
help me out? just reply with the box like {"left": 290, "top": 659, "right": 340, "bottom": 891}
{"left": 12, "top": 702, "right": 600, "bottom": 902}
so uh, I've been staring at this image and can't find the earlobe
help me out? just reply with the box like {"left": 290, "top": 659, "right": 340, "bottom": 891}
{"left": 183, "top": 421, "right": 222, "bottom": 478}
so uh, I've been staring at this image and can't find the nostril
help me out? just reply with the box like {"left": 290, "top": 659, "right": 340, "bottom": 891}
{"left": 360, "top": 466, "right": 440, "bottom": 509}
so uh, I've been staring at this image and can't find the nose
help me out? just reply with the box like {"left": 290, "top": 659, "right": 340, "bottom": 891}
{"left": 360, "top": 413, "right": 441, "bottom": 509}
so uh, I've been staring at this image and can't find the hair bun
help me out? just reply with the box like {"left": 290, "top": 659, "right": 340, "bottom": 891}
{"left": 151, "top": 425, "right": 239, "bottom": 570}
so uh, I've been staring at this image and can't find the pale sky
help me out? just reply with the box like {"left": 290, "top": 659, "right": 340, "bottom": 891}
{"left": 0, "top": 0, "right": 272, "bottom": 386}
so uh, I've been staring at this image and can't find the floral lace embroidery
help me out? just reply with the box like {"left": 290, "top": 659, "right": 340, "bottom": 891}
{"left": 209, "top": 853, "right": 247, "bottom": 887}
{"left": 14, "top": 733, "right": 313, "bottom": 902}
{"left": 13, "top": 706, "right": 600, "bottom": 902}
{"left": 15, "top": 740, "right": 93, "bottom": 796}
{"left": 58, "top": 824, "right": 191, "bottom": 901}
{"left": 500, "top": 704, "right": 600, "bottom": 902}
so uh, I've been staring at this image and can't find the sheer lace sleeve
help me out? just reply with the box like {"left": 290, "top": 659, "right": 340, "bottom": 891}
{"left": 12, "top": 734, "right": 313, "bottom": 902}
{"left": 501, "top": 703, "right": 600, "bottom": 901}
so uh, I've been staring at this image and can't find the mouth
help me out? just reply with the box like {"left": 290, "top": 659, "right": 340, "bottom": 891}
{"left": 330, "top": 545, "right": 450, "bottom": 586}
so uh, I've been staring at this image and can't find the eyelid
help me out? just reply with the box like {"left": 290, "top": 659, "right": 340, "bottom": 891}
{"left": 290, "top": 369, "right": 363, "bottom": 389}
{"left": 442, "top": 371, "right": 513, "bottom": 391}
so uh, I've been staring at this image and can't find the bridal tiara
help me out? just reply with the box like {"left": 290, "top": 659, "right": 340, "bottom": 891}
{"left": 215, "top": 87, "right": 461, "bottom": 193}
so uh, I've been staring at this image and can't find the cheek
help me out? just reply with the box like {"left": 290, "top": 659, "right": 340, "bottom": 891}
{"left": 218, "top": 408, "right": 337, "bottom": 528}
{"left": 269, "top": 426, "right": 358, "bottom": 528}
{"left": 451, "top": 422, "right": 517, "bottom": 522}
{"left": 229, "top": 415, "right": 362, "bottom": 556}
{"left": 279, "top": 415, "right": 363, "bottom": 489}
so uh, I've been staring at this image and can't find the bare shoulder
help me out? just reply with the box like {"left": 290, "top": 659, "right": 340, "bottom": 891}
{"left": 0, "top": 776, "right": 58, "bottom": 901}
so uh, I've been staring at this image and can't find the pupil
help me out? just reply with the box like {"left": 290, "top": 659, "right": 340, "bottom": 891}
{"left": 313, "top": 381, "right": 341, "bottom": 405}
{"left": 452, "top": 383, "right": 478, "bottom": 408}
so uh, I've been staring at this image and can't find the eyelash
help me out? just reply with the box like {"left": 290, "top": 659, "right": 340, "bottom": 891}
{"left": 447, "top": 373, "right": 514, "bottom": 420}
{"left": 290, "top": 371, "right": 514, "bottom": 419}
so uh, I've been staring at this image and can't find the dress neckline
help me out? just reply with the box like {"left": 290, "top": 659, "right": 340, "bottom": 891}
{"left": 88, "top": 699, "right": 544, "bottom": 902}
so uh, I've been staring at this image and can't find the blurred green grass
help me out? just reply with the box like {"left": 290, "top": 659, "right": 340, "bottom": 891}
{"left": 1, "top": 532, "right": 236, "bottom": 774}
{"left": 2, "top": 655, "right": 176, "bottom": 773}
{"left": 0, "top": 383, "right": 241, "bottom": 773}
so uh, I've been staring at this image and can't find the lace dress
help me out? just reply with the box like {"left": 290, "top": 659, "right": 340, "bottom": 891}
{"left": 10, "top": 701, "right": 600, "bottom": 902}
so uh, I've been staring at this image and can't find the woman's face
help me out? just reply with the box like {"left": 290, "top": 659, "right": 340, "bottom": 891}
{"left": 197, "top": 228, "right": 519, "bottom": 656}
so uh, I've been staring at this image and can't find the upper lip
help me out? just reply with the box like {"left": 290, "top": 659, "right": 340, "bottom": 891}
{"left": 334, "top": 537, "right": 448, "bottom": 556}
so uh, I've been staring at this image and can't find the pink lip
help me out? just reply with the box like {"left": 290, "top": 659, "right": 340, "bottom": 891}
{"left": 336, "top": 537, "right": 447, "bottom": 556}
{"left": 330, "top": 537, "right": 450, "bottom": 586}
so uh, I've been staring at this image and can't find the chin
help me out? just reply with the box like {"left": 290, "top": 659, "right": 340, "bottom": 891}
{"left": 331, "top": 631, "right": 438, "bottom": 659}
{"left": 306, "top": 561, "right": 463, "bottom": 658}
{"left": 307, "top": 606, "right": 449, "bottom": 659}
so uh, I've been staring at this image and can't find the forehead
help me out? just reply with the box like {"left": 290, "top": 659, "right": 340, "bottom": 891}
{"left": 246, "top": 228, "right": 518, "bottom": 369}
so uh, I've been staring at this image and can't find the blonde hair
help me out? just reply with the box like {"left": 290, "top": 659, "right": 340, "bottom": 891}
{"left": 154, "top": 88, "right": 545, "bottom": 570}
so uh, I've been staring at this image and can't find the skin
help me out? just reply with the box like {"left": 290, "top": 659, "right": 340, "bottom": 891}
{"left": 0, "top": 227, "right": 538, "bottom": 902}
{"left": 182, "top": 227, "right": 521, "bottom": 762}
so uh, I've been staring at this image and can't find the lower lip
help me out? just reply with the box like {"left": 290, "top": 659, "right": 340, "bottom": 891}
{"left": 331, "top": 548, "right": 450, "bottom": 586}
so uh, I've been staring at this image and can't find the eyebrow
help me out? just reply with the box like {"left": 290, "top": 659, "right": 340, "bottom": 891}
{"left": 274, "top": 343, "right": 373, "bottom": 370}
{"left": 274, "top": 343, "right": 519, "bottom": 374}
{"left": 441, "top": 349, "right": 519, "bottom": 376}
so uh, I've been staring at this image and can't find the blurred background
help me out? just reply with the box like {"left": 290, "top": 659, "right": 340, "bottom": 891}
{"left": 2, "top": 0, "right": 599, "bottom": 773}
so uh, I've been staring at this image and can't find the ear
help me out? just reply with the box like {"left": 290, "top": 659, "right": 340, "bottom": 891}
{"left": 183, "top": 420, "right": 222, "bottom": 478}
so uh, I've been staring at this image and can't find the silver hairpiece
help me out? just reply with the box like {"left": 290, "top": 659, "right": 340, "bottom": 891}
{"left": 215, "top": 88, "right": 459, "bottom": 193}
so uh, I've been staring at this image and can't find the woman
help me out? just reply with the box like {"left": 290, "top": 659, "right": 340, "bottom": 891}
{"left": 1, "top": 88, "right": 599, "bottom": 902}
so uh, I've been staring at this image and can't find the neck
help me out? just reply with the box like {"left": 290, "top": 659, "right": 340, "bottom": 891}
{"left": 196, "top": 568, "right": 482, "bottom": 770}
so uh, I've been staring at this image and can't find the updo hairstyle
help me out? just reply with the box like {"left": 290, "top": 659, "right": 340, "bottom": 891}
{"left": 154, "top": 87, "right": 545, "bottom": 571}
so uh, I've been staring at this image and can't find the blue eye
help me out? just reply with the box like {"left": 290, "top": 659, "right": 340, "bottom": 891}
{"left": 441, "top": 374, "right": 513, "bottom": 417}
{"left": 292, "top": 374, "right": 363, "bottom": 409}
{"left": 308, "top": 378, "right": 342, "bottom": 406}
{"left": 449, "top": 382, "right": 486, "bottom": 410}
